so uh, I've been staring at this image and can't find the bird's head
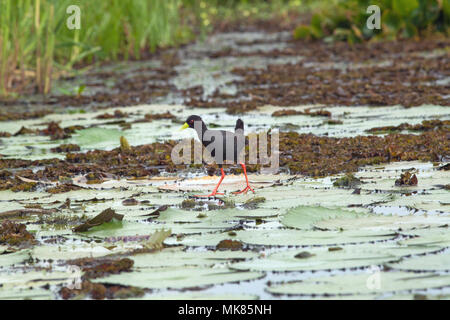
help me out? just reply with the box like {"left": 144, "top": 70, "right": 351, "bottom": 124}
{"left": 181, "top": 115, "right": 203, "bottom": 130}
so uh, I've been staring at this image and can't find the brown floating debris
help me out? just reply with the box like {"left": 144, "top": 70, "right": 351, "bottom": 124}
{"left": 68, "top": 257, "right": 134, "bottom": 279}
{"left": 96, "top": 109, "right": 128, "bottom": 119}
{"left": 143, "top": 111, "right": 175, "bottom": 121}
{"left": 47, "top": 183, "right": 82, "bottom": 194}
{"left": 243, "top": 197, "right": 266, "bottom": 209}
{"left": 333, "top": 174, "right": 362, "bottom": 188}
{"left": 41, "top": 122, "right": 71, "bottom": 140}
{"left": 181, "top": 199, "right": 196, "bottom": 209}
{"left": 122, "top": 198, "right": 139, "bottom": 206}
{"left": 395, "top": 171, "right": 418, "bottom": 186}
{"left": 294, "top": 251, "right": 315, "bottom": 259}
{"left": 0, "top": 208, "right": 55, "bottom": 219}
{"left": 85, "top": 172, "right": 106, "bottom": 184}
{"left": 272, "top": 108, "right": 331, "bottom": 117}
{"left": 324, "top": 119, "right": 343, "bottom": 125}
{"left": 51, "top": 144, "right": 81, "bottom": 153}
{"left": 0, "top": 220, "right": 36, "bottom": 246}
{"left": 367, "top": 120, "right": 450, "bottom": 134}
{"left": 0, "top": 110, "right": 52, "bottom": 122}
{"left": 73, "top": 208, "right": 124, "bottom": 232}
{"left": 216, "top": 239, "right": 244, "bottom": 251}
{"left": 60, "top": 279, "right": 144, "bottom": 300}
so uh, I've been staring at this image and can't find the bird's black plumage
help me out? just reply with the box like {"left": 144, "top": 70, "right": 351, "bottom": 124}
{"left": 184, "top": 115, "right": 245, "bottom": 167}
{"left": 181, "top": 115, "right": 254, "bottom": 196}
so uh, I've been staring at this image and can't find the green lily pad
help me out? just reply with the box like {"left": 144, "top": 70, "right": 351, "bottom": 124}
{"left": 131, "top": 247, "right": 258, "bottom": 268}
{"left": 0, "top": 249, "right": 30, "bottom": 267}
{"left": 231, "top": 244, "right": 440, "bottom": 272}
{"left": 232, "top": 246, "right": 395, "bottom": 272}
{"left": 267, "top": 271, "right": 450, "bottom": 296}
{"left": 281, "top": 206, "right": 364, "bottom": 230}
{"left": 314, "top": 215, "right": 450, "bottom": 232}
{"left": 30, "top": 243, "right": 125, "bottom": 261}
{"left": 140, "top": 292, "right": 259, "bottom": 300}
{"left": 388, "top": 249, "right": 450, "bottom": 272}
{"left": 0, "top": 287, "right": 53, "bottom": 300}
{"left": 75, "top": 127, "right": 124, "bottom": 150}
{"left": 93, "top": 266, "right": 264, "bottom": 289}
{"left": 236, "top": 229, "right": 399, "bottom": 247}
{"left": 0, "top": 270, "right": 80, "bottom": 291}
{"left": 399, "top": 228, "right": 450, "bottom": 247}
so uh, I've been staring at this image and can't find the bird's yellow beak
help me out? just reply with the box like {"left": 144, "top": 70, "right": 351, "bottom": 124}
{"left": 180, "top": 122, "right": 189, "bottom": 130}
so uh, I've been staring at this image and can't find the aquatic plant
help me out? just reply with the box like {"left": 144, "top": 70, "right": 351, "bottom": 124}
{"left": 293, "top": 0, "right": 450, "bottom": 43}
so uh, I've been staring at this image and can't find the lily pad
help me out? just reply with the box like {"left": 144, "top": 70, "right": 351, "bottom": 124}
{"left": 140, "top": 292, "right": 259, "bottom": 300}
{"left": 231, "top": 246, "right": 396, "bottom": 272}
{"left": 130, "top": 247, "right": 258, "bottom": 268}
{"left": 314, "top": 215, "right": 450, "bottom": 232}
{"left": 231, "top": 244, "right": 440, "bottom": 272}
{"left": 281, "top": 206, "right": 364, "bottom": 230}
{"left": 388, "top": 249, "right": 450, "bottom": 272}
{"left": 267, "top": 271, "right": 450, "bottom": 296}
{"left": 0, "top": 249, "right": 30, "bottom": 267}
{"left": 93, "top": 266, "right": 264, "bottom": 290}
{"left": 235, "top": 229, "right": 399, "bottom": 247}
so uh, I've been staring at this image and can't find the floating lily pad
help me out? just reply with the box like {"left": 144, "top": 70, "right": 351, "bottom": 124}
{"left": 314, "top": 215, "right": 450, "bottom": 232}
{"left": 399, "top": 228, "right": 450, "bottom": 247}
{"left": 231, "top": 244, "right": 440, "bottom": 272}
{"left": 388, "top": 249, "right": 450, "bottom": 272}
{"left": 30, "top": 244, "right": 121, "bottom": 261}
{"left": 258, "top": 185, "right": 379, "bottom": 212}
{"left": 140, "top": 292, "right": 259, "bottom": 300}
{"left": 158, "top": 174, "right": 275, "bottom": 193}
{"left": 281, "top": 206, "right": 364, "bottom": 230}
{"left": 75, "top": 127, "right": 124, "bottom": 150}
{"left": 130, "top": 247, "right": 258, "bottom": 268}
{"left": 235, "top": 229, "right": 399, "bottom": 247}
{"left": 0, "top": 270, "right": 80, "bottom": 292}
{"left": 0, "top": 287, "right": 53, "bottom": 300}
{"left": 267, "top": 271, "right": 450, "bottom": 296}
{"left": 93, "top": 266, "right": 264, "bottom": 290}
{"left": 232, "top": 246, "right": 396, "bottom": 272}
{"left": 0, "top": 249, "right": 30, "bottom": 267}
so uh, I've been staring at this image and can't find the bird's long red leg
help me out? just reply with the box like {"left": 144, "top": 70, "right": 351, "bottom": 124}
{"left": 233, "top": 163, "right": 255, "bottom": 194}
{"left": 194, "top": 168, "right": 225, "bottom": 197}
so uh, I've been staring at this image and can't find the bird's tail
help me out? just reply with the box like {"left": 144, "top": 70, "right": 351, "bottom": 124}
{"left": 235, "top": 119, "right": 244, "bottom": 133}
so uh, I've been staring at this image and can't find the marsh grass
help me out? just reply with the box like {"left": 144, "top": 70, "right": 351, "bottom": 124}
{"left": 0, "top": 0, "right": 189, "bottom": 96}
{"left": 0, "top": 0, "right": 302, "bottom": 97}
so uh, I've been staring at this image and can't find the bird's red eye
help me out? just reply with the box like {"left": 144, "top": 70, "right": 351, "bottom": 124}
{"left": 190, "top": 120, "right": 193, "bottom": 123}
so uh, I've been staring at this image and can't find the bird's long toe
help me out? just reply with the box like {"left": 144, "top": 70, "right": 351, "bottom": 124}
{"left": 233, "top": 185, "right": 255, "bottom": 194}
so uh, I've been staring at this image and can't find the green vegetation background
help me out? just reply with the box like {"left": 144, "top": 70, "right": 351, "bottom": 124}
{"left": 0, "top": 0, "right": 448, "bottom": 96}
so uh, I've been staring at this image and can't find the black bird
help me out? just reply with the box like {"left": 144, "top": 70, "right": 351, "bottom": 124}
{"left": 180, "top": 115, "right": 254, "bottom": 197}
